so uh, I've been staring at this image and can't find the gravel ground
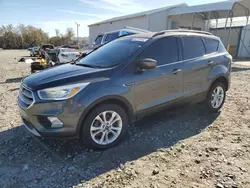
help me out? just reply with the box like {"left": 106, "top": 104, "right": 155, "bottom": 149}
{"left": 0, "top": 50, "right": 250, "bottom": 188}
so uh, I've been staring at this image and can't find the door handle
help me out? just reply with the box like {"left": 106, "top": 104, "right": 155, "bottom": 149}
{"left": 172, "top": 68, "right": 182, "bottom": 74}
{"left": 207, "top": 61, "right": 215, "bottom": 66}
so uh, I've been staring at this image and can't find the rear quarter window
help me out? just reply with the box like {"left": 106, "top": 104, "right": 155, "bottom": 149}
{"left": 203, "top": 38, "right": 219, "bottom": 54}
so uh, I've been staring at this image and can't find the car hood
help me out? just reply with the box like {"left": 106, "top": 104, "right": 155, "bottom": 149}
{"left": 23, "top": 64, "right": 112, "bottom": 90}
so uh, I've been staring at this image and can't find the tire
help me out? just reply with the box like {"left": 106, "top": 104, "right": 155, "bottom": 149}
{"left": 205, "top": 82, "right": 226, "bottom": 112}
{"left": 81, "top": 104, "right": 128, "bottom": 149}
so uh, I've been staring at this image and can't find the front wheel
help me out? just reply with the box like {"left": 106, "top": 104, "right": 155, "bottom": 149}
{"left": 81, "top": 104, "right": 128, "bottom": 149}
{"left": 205, "top": 82, "right": 226, "bottom": 112}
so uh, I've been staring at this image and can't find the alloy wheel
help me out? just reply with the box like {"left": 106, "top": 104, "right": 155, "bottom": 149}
{"left": 211, "top": 86, "right": 225, "bottom": 109}
{"left": 90, "top": 111, "right": 123, "bottom": 145}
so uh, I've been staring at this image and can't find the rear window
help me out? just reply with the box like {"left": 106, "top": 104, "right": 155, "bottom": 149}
{"left": 204, "top": 38, "right": 219, "bottom": 54}
{"left": 182, "top": 37, "right": 205, "bottom": 60}
{"left": 103, "top": 32, "right": 119, "bottom": 43}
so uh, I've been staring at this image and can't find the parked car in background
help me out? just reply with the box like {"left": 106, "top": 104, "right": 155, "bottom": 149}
{"left": 39, "top": 44, "right": 54, "bottom": 58}
{"left": 44, "top": 48, "right": 58, "bottom": 66}
{"left": 30, "top": 46, "right": 40, "bottom": 57}
{"left": 27, "top": 47, "right": 33, "bottom": 51}
{"left": 92, "top": 34, "right": 104, "bottom": 49}
{"left": 18, "top": 30, "right": 231, "bottom": 149}
{"left": 57, "top": 48, "right": 80, "bottom": 64}
{"left": 92, "top": 26, "right": 149, "bottom": 49}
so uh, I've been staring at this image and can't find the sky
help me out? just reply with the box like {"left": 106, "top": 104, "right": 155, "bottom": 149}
{"left": 0, "top": 0, "right": 224, "bottom": 37}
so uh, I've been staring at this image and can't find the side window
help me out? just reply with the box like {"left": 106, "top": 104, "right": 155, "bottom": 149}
{"left": 104, "top": 32, "right": 119, "bottom": 43}
{"left": 120, "top": 30, "right": 127, "bottom": 36}
{"left": 122, "top": 31, "right": 135, "bottom": 35}
{"left": 204, "top": 38, "right": 219, "bottom": 54}
{"left": 182, "top": 37, "right": 205, "bottom": 60}
{"left": 142, "top": 37, "right": 178, "bottom": 66}
{"left": 95, "top": 35, "right": 103, "bottom": 45}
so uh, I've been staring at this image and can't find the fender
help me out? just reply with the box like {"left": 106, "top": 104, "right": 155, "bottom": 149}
{"left": 207, "top": 64, "right": 230, "bottom": 90}
{"left": 75, "top": 95, "right": 135, "bottom": 136}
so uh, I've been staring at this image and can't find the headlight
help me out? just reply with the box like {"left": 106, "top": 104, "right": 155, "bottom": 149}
{"left": 37, "top": 82, "right": 90, "bottom": 100}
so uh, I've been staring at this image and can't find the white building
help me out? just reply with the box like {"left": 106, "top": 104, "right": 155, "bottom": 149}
{"left": 88, "top": 0, "right": 250, "bottom": 58}
{"left": 88, "top": 3, "right": 188, "bottom": 44}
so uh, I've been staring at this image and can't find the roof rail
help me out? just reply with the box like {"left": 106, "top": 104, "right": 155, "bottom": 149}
{"left": 124, "top": 26, "right": 150, "bottom": 33}
{"left": 152, "top": 29, "right": 213, "bottom": 37}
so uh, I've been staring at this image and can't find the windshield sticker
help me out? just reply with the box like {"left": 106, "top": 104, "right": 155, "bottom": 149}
{"left": 131, "top": 38, "right": 148, "bottom": 42}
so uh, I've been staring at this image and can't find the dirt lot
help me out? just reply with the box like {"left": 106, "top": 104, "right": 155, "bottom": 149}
{"left": 0, "top": 50, "right": 250, "bottom": 188}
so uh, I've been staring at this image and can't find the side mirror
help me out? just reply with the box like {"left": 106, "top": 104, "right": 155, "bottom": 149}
{"left": 137, "top": 58, "right": 157, "bottom": 70}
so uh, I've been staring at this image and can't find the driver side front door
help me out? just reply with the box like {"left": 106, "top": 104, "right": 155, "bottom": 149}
{"left": 134, "top": 36, "right": 184, "bottom": 115}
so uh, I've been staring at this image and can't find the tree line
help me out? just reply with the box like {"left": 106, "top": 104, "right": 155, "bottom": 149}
{"left": 0, "top": 24, "right": 87, "bottom": 49}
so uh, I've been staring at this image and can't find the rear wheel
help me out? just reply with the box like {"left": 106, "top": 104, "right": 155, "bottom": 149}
{"left": 205, "top": 82, "right": 226, "bottom": 112}
{"left": 81, "top": 104, "right": 128, "bottom": 149}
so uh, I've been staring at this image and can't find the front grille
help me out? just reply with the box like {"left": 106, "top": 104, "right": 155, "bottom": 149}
{"left": 18, "top": 85, "right": 34, "bottom": 109}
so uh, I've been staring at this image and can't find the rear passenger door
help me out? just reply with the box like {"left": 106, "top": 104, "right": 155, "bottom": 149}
{"left": 134, "top": 36, "right": 183, "bottom": 113}
{"left": 181, "top": 36, "right": 211, "bottom": 96}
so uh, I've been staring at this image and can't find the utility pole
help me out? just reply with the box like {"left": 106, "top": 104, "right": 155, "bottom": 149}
{"left": 75, "top": 22, "right": 80, "bottom": 44}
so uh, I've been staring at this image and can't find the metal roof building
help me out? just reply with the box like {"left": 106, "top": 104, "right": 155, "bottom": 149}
{"left": 88, "top": 0, "right": 250, "bottom": 57}
{"left": 88, "top": 3, "right": 187, "bottom": 43}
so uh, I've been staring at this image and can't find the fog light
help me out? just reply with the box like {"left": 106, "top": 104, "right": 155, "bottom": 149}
{"left": 47, "top": 117, "right": 64, "bottom": 128}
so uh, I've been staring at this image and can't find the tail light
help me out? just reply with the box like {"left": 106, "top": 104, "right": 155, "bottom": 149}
{"left": 225, "top": 54, "right": 232, "bottom": 71}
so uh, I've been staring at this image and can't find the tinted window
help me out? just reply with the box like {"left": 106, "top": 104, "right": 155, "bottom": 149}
{"left": 142, "top": 37, "right": 178, "bottom": 66}
{"left": 120, "top": 30, "right": 135, "bottom": 36}
{"left": 182, "top": 37, "right": 205, "bottom": 60}
{"left": 95, "top": 35, "right": 103, "bottom": 45}
{"left": 76, "top": 38, "right": 148, "bottom": 68}
{"left": 104, "top": 32, "right": 119, "bottom": 43}
{"left": 204, "top": 38, "right": 219, "bottom": 54}
{"left": 126, "top": 31, "right": 135, "bottom": 35}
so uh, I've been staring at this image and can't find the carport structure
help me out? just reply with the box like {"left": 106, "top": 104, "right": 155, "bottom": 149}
{"left": 168, "top": 0, "right": 250, "bottom": 52}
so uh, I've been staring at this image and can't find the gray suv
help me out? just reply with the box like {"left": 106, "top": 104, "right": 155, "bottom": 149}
{"left": 18, "top": 30, "right": 232, "bottom": 149}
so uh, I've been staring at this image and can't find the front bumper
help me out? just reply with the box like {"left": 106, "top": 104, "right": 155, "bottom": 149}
{"left": 18, "top": 94, "right": 85, "bottom": 138}
{"left": 21, "top": 117, "right": 41, "bottom": 137}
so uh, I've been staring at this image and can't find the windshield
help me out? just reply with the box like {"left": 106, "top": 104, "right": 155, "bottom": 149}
{"left": 76, "top": 38, "right": 148, "bottom": 68}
